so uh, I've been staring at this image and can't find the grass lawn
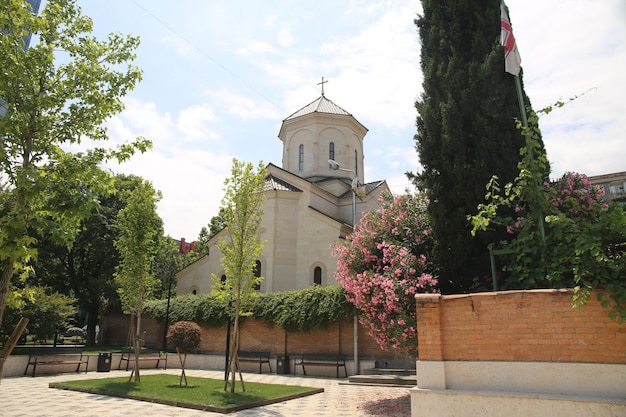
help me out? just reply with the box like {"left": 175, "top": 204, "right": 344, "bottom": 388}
{"left": 49, "top": 374, "right": 323, "bottom": 413}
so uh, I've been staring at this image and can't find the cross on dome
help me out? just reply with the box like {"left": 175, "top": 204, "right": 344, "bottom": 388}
{"left": 317, "top": 77, "right": 328, "bottom": 96}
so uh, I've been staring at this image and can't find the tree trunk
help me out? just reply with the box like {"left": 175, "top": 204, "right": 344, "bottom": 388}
{"left": 0, "top": 262, "right": 15, "bottom": 384}
{"left": 224, "top": 297, "right": 245, "bottom": 393}
{"left": 85, "top": 305, "right": 99, "bottom": 346}
{"left": 176, "top": 347, "right": 188, "bottom": 386}
{"left": 133, "top": 311, "right": 142, "bottom": 382}
{"left": 0, "top": 318, "right": 28, "bottom": 385}
{"left": 229, "top": 318, "right": 238, "bottom": 393}
{"left": 0, "top": 262, "right": 15, "bottom": 338}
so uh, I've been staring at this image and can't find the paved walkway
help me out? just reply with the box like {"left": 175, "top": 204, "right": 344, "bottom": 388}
{"left": 0, "top": 369, "right": 412, "bottom": 417}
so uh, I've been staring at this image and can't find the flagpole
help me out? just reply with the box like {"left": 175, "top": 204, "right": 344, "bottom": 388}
{"left": 502, "top": 1, "right": 545, "bottom": 240}
{"left": 514, "top": 75, "right": 545, "bottom": 240}
{"left": 514, "top": 76, "right": 528, "bottom": 128}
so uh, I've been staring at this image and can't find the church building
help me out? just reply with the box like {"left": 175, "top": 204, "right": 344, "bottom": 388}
{"left": 176, "top": 90, "right": 390, "bottom": 295}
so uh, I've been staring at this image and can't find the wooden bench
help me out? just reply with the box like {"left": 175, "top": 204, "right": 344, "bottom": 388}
{"left": 237, "top": 351, "right": 272, "bottom": 373}
{"left": 295, "top": 353, "right": 347, "bottom": 378}
{"left": 24, "top": 347, "right": 89, "bottom": 377}
{"left": 118, "top": 349, "right": 168, "bottom": 371}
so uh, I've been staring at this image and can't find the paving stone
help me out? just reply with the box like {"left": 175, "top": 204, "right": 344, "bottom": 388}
{"left": 0, "top": 369, "right": 412, "bottom": 417}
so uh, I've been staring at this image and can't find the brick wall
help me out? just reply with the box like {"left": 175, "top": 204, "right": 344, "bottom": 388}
{"left": 101, "top": 313, "right": 166, "bottom": 347}
{"left": 416, "top": 289, "right": 626, "bottom": 364}
{"left": 102, "top": 314, "right": 389, "bottom": 359}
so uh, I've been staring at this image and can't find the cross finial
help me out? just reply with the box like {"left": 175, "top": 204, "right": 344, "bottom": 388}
{"left": 317, "top": 77, "right": 328, "bottom": 96}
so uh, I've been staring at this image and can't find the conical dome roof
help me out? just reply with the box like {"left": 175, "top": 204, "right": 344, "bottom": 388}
{"left": 284, "top": 95, "right": 352, "bottom": 121}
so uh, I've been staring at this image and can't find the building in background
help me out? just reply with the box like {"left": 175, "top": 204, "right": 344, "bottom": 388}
{"left": 588, "top": 171, "right": 626, "bottom": 205}
{"left": 176, "top": 92, "right": 390, "bottom": 295}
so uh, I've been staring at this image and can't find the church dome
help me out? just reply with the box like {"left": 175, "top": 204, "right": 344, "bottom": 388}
{"left": 278, "top": 92, "right": 367, "bottom": 184}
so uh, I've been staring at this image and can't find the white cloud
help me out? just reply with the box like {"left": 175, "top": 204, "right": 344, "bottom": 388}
{"left": 117, "top": 99, "right": 175, "bottom": 143}
{"left": 100, "top": 98, "right": 236, "bottom": 239}
{"left": 240, "top": 39, "right": 277, "bottom": 55}
{"left": 176, "top": 105, "right": 220, "bottom": 143}
{"left": 277, "top": 29, "right": 293, "bottom": 47}
{"left": 317, "top": 3, "right": 422, "bottom": 131}
{"left": 208, "top": 88, "right": 283, "bottom": 121}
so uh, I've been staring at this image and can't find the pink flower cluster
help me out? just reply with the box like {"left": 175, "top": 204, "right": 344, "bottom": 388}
{"left": 332, "top": 193, "right": 437, "bottom": 355}
{"left": 545, "top": 172, "right": 607, "bottom": 223}
{"left": 507, "top": 172, "right": 607, "bottom": 235}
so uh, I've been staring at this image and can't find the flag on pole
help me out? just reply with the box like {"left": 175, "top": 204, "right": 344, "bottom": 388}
{"left": 500, "top": 4, "right": 522, "bottom": 76}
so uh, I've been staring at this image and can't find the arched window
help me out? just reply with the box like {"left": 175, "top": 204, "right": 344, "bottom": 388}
{"left": 354, "top": 149, "right": 358, "bottom": 177}
{"left": 253, "top": 260, "right": 261, "bottom": 290}
{"left": 329, "top": 142, "right": 335, "bottom": 165}
{"left": 220, "top": 274, "right": 226, "bottom": 284}
{"left": 192, "top": 289, "right": 197, "bottom": 295}
{"left": 313, "top": 266, "right": 322, "bottom": 285}
{"left": 299, "top": 144, "right": 304, "bottom": 171}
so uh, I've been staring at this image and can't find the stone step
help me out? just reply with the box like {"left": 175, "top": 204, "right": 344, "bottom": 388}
{"left": 347, "top": 374, "right": 417, "bottom": 386}
{"left": 362, "top": 367, "right": 416, "bottom": 376}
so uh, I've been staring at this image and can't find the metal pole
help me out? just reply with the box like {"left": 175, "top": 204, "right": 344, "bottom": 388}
{"left": 514, "top": 75, "right": 545, "bottom": 240}
{"left": 352, "top": 184, "right": 359, "bottom": 375}
{"left": 162, "top": 272, "right": 173, "bottom": 351}
{"left": 328, "top": 160, "right": 360, "bottom": 375}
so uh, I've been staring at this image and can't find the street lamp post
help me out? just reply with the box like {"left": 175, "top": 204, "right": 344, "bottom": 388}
{"left": 329, "top": 159, "right": 360, "bottom": 375}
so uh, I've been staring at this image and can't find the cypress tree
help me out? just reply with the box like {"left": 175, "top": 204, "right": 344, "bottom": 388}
{"left": 412, "top": 0, "right": 549, "bottom": 293}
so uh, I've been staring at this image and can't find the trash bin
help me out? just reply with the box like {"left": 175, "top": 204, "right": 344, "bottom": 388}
{"left": 97, "top": 352, "right": 112, "bottom": 372}
{"left": 276, "top": 355, "right": 290, "bottom": 374}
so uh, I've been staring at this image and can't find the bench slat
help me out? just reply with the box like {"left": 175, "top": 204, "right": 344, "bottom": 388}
{"left": 295, "top": 354, "right": 347, "bottom": 378}
{"left": 118, "top": 350, "right": 168, "bottom": 371}
{"left": 236, "top": 351, "right": 272, "bottom": 373}
{"left": 25, "top": 348, "right": 89, "bottom": 377}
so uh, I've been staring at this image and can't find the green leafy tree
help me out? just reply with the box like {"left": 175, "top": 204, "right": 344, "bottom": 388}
{"left": 114, "top": 180, "right": 163, "bottom": 382}
{"left": 410, "top": 0, "right": 548, "bottom": 293}
{"left": 153, "top": 236, "right": 185, "bottom": 300}
{"left": 191, "top": 208, "right": 227, "bottom": 257}
{"left": 208, "top": 207, "right": 227, "bottom": 238}
{"left": 32, "top": 174, "right": 145, "bottom": 346}
{"left": 212, "top": 159, "right": 266, "bottom": 393}
{"left": 0, "top": 0, "right": 149, "bottom": 375}
{"left": 153, "top": 235, "right": 187, "bottom": 350}
{"left": 1, "top": 287, "right": 75, "bottom": 344}
{"left": 193, "top": 228, "right": 211, "bottom": 257}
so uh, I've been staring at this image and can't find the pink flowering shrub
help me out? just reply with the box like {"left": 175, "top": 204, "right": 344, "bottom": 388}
{"left": 545, "top": 172, "right": 608, "bottom": 223}
{"left": 332, "top": 193, "right": 437, "bottom": 355}
{"left": 504, "top": 173, "right": 606, "bottom": 235}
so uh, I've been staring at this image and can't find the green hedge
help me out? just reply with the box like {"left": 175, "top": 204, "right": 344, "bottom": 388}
{"left": 145, "top": 285, "right": 355, "bottom": 333}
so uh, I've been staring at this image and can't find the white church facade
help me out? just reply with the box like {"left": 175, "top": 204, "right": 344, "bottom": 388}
{"left": 176, "top": 92, "right": 390, "bottom": 295}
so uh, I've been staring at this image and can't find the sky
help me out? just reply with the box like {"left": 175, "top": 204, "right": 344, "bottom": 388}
{"left": 56, "top": 0, "right": 626, "bottom": 240}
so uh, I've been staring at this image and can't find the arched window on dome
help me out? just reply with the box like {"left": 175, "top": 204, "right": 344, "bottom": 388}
{"left": 299, "top": 144, "right": 304, "bottom": 171}
{"left": 329, "top": 142, "right": 335, "bottom": 167}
